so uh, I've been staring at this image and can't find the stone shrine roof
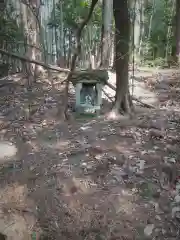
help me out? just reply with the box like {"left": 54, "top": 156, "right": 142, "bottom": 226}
{"left": 71, "top": 69, "right": 109, "bottom": 84}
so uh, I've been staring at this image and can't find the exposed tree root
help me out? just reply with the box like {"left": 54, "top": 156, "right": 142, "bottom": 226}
{"left": 132, "top": 96, "right": 155, "bottom": 109}
{"left": 105, "top": 90, "right": 133, "bottom": 120}
{"left": 114, "top": 92, "right": 134, "bottom": 115}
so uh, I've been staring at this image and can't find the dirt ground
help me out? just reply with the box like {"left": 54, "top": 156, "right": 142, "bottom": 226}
{"left": 0, "top": 68, "right": 180, "bottom": 239}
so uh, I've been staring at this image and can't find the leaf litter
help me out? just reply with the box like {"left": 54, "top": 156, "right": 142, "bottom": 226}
{"left": 0, "top": 70, "right": 180, "bottom": 239}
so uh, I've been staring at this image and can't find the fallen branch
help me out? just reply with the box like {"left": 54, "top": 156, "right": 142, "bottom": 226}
{"left": 0, "top": 49, "right": 70, "bottom": 73}
{"left": 106, "top": 81, "right": 116, "bottom": 91}
{"left": 102, "top": 88, "right": 114, "bottom": 102}
{"left": 106, "top": 81, "right": 155, "bottom": 109}
{"left": 132, "top": 96, "right": 155, "bottom": 108}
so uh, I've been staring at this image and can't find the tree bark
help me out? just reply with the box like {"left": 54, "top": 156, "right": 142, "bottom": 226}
{"left": 60, "top": 0, "right": 64, "bottom": 57}
{"left": 133, "top": 0, "right": 141, "bottom": 59}
{"left": 138, "top": 0, "right": 145, "bottom": 58}
{"left": 112, "top": 34, "right": 116, "bottom": 70}
{"left": 165, "top": 1, "right": 175, "bottom": 63}
{"left": 67, "top": 30, "right": 72, "bottom": 68}
{"left": 20, "top": 0, "right": 42, "bottom": 84}
{"left": 21, "top": 1, "right": 33, "bottom": 86}
{"left": 175, "top": 0, "right": 180, "bottom": 64}
{"left": 112, "top": 0, "right": 133, "bottom": 115}
{"left": 100, "top": 0, "right": 113, "bottom": 68}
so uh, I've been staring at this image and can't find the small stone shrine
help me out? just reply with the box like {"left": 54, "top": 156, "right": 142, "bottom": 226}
{"left": 72, "top": 69, "right": 108, "bottom": 114}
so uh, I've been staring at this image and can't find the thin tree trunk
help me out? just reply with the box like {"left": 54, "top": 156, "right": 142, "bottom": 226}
{"left": 68, "top": 30, "right": 72, "bottom": 68}
{"left": 112, "top": 34, "right": 116, "bottom": 70}
{"left": 21, "top": 0, "right": 42, "bottom": 82}
{"left": 138, "top": 0, "right": 145, "bottom": 58}
{"left": 175, "top": 0, "right": 180, "bottom": 64}
{"left": 60, "top": 0, "right": 64, "bottom": 56}
{"left": 145, "top": 0, "right": 155, "bottom": 57}
{"left": 133, "top": 0, "right": 141, "bottom": 60}
{"left": 165, "top": 1, "right": 175, "bottom": 63}
{"left": 53, "top": 0, "right": 58, "bottom": 61}
{"left": 21, "top": 1, "right": 34, "bottom": 87}
{"left": 100, "top": 0, "right": 113, "bottom": 68}
{"left": 112, "top": 0, "right": 133, "bottom": 116}
{"left": 63, "top": 29, "right": 67, "bottom": 65}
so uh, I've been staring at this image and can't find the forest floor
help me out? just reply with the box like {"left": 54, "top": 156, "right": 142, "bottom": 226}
{"left": 0, "top": 67, "right": 180, "bottom": 239}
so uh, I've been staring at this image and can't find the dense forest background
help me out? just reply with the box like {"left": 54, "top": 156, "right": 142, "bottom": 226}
{"left": 1, "top": 0, "right": 180, "bottom": 71}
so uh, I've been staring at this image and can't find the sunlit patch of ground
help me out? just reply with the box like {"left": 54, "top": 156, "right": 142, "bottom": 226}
{"left": 0, "top": 183, "right": 39, "bottom": 240}
{"left": 103, "top": 70, "right": 158, "bottom": 106}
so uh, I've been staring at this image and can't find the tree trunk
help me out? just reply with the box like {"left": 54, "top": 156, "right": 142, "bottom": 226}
{"left": 133, "top": 0, "right": 141, "bottom": 60}
{"left": 63, "top": 29, "right": 67, "bottom": 65}
{"left": 100, "top": 0, "right": 113, "bottom": 68}
{"left": 21, "top": 1, "right": 34, "bottom": 87}
{"left": 112, "top": 0, "right": 133, "bottom": 115}
{"left": 165, "top": 1, "right": 175, "bottom": 63}
{"left": 20, "top": 0, "right": 42, "bottom": 84}
{"left": 138, "top": 0, "right": 145, "bottom": 59}
{"left": 60, "top": 0, "right": 64, "bottom": 57}
{"left": 175, "top": 0, "right": 180, "bottom": 64}
{"left": 112, "top": 34, "right": 116, "bottom": 70}
{"left": 67, "top": 30, "right": 72, "bottom": 68}
{"left": 145, "top": 0, "right": 155, "bottom": 59}
{"left": 53, "top": 0, "right": 58, "bottom": 61}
